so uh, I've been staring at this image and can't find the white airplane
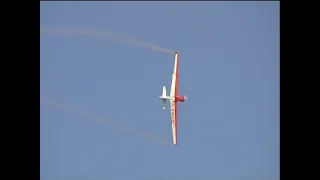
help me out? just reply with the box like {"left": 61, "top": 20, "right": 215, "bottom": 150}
{"left": 159, "top": 52, "right": 186, "bottom": 146}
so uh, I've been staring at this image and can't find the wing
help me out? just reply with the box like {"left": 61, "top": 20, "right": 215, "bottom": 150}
{"left": 170, "top": 99, "right": 177, "bottom": 145}
{"left": 169, "top": 52, "right": 179, "bottom": 145}
{"left": 170, "top": 52, "right": 179, "bottom": 97}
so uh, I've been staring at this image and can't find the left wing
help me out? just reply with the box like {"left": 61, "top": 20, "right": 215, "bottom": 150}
{"left": 170, "top": 99, "right": 177, "bottom": 145}
{"left": 170, "top": 52, "right": 178, "bottom": 97}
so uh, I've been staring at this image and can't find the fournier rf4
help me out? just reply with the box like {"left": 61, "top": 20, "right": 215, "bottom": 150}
{"left": 159, "top": 52, "right": 186, "bottom": 146}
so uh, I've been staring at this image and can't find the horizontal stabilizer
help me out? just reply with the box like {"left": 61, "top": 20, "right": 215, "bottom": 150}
{"left": 162, "top": 86, "right": 167, "bottom": 97}
{"left": 161, "top": 86, "right": 167, "bottom": 109}
{"left": 162, "top": 99, "right": 166, "bottom": 109}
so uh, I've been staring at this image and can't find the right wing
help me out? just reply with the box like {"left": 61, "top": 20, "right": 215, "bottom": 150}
{"left": 170, "top": 99, "right": 177, "bottom": 145}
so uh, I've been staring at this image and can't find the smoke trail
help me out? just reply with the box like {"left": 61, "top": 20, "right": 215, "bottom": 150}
{"left": 41, "top": 95, "right": 170, "bottom": 145}
{"left": 40, "top": 27, "right": 175, "bottom": 55}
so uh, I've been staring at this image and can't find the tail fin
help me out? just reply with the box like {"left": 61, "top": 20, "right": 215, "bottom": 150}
{"left": 162, "top": 86, "right": 167, "bottom": 97}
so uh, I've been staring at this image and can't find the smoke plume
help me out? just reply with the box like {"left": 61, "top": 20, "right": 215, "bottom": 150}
{"left": 40, "top": 27, "right": 175, "bottom": 54}
{"left": 41, "top": 95, "right": 170, "bottom": 146}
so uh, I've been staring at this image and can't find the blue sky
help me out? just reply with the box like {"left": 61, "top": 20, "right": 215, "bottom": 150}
{"left": 40, "top": 2, "right": 279, "bottom": 180}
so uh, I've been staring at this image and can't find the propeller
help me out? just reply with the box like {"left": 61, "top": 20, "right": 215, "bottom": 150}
{"left": 184, "top": 95, "right": 188, "bottom": 101}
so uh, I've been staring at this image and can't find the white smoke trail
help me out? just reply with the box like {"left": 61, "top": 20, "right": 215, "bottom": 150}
{"left": 41, "top": 95, "right": 170, "bottom": 145}
{"left": 40, "top": 27, "right": 175, "bottom": 55}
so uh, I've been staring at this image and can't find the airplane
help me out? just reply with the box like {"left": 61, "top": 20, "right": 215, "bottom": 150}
{"left": 159, "top": 52, "right": 186, "bottom": 146}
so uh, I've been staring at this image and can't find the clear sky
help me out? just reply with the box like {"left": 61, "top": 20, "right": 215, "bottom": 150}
{"left": 40, "top": 2, "right": 279, "bottom": 180}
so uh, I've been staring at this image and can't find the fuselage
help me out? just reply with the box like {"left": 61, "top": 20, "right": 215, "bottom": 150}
{"left": 159, "top": 95, "right": 185, "bottom": 102}
{"left": 175, "top": 95, "right": 185, "bottom": 102}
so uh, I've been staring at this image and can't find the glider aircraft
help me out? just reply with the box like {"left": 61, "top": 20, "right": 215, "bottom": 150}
{"left": 159, "top": 52, "right": 185, "bottom": 146}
